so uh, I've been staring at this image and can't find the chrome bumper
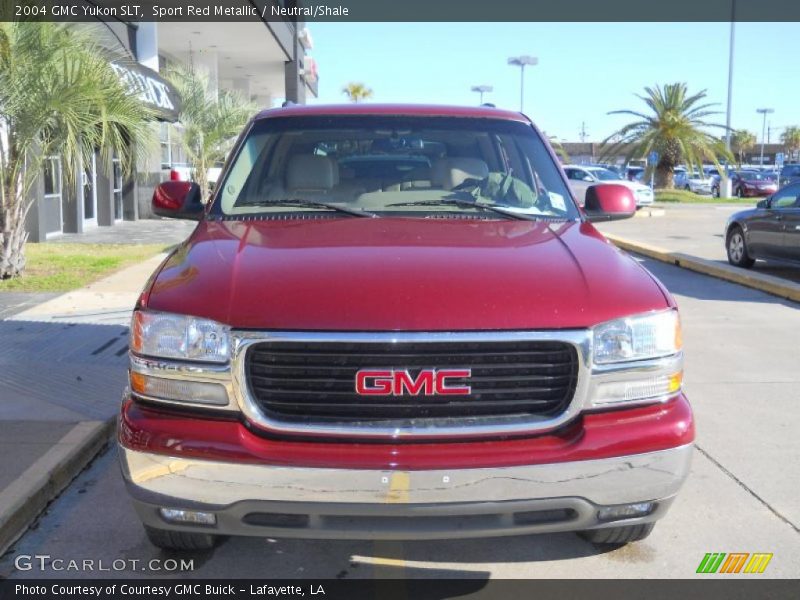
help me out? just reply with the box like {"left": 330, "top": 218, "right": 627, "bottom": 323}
{"left": 120, "top": 444, "right": 692, "bottom": 540}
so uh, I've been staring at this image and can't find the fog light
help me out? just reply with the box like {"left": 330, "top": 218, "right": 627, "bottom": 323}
{"left": 130, "top": 372, "right": 229, "bottom": 406}
{"left": 159, "top": 508, "right": 217, "bottom": 526}
{"left": 597, "top": 502, "right": 655, "bottom": 522}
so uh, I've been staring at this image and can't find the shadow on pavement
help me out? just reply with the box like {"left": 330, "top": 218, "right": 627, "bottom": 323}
{"left": 634, "top": 257, "right": 799, "bottom": 307}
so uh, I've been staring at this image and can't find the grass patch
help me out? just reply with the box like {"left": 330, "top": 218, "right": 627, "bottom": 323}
{"left": 655, "top": 189, "right": 759, "bottom": 204}
{"left": 0, "top": 243, "right": 171, "bottom": 293}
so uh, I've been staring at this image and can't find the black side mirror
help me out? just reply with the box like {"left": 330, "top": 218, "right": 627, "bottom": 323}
{"left": 152, "top": 181, "right": 204, "bottom": 220}
{"left": 757, "top": 198, "right": 770, "bottom": 209}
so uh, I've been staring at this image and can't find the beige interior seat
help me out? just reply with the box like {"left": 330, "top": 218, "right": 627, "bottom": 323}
{"left": 430, "top": 157, "right": 489, "bottom": 190}
{"left": 286, "top": 155, "right": 339, "bottom": 194}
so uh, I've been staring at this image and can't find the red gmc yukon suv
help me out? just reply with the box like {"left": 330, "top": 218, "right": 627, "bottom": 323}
{"left": 119, "top": 104, "right": 693, "bottom": 551}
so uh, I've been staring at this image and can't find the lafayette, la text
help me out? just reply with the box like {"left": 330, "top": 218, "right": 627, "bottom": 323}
{"left": 15, "top": 584, "right": 325, "bottom": 597}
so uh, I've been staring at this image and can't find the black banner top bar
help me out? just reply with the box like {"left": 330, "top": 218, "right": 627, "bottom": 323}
{"left": 2, "top": 0, "right": 799, "bottom": 22}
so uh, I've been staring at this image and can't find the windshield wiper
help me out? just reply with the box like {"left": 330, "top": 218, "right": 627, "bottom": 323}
{"left": 386, "top": 198, "right": 540, "bottom": 221}
{"left": 242, "top": 198, "right": 377, "bottom": 218}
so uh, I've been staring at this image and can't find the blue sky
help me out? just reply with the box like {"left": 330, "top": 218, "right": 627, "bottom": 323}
{"left": 306, "top": 22, "right": 800, "bottom": 143}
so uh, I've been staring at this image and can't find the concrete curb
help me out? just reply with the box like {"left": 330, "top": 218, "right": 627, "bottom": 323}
{"left": 606, "top": 234, "right": 800, "bottom": 303}
{"left": 0, "top": 419, "right": 115, "bottom": 556}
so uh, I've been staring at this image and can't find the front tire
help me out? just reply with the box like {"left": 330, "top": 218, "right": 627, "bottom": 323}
{"left": 144, "top": 525, "right": 220, "bottom": 551}
{"left": 727, "top": 226, "right": 755, "bottom": 268}
{"left": 579, "top": 523, "right": 655, "bottom": 545}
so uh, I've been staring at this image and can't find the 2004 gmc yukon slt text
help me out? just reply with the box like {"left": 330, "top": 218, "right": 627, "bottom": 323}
{"left": 118, "top": 104, "right": 694, "bottom": 551}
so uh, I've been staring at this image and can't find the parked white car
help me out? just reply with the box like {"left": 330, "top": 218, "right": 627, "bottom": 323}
{"left": 563, "top": 165, "right": 654, "bottom": 207}
{"left": 674, "top": 168, "right": 713, "bottom": 195}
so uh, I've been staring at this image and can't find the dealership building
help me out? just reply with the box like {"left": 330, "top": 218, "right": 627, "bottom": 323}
{"left": 26, "top": 16, "right": 318, "bottom": 241}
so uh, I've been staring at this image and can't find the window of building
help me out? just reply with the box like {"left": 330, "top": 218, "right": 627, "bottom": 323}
{"left": 160, "top": 122, "right": 186, "bottom": 169}
{"left": 113, "top": 157, "right": 124, "bottom": 220}
{"left": 43, "top": 157, "right": 62, "bottom": 197}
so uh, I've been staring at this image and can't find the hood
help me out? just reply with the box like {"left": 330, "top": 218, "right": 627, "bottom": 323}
{"left": 144, "top": 217, "right": 670, "bottom": 331}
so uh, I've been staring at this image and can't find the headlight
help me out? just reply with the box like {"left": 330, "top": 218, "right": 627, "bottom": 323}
{"left": 131, "top": 310, "right": 230, "bottom": 363}
{"left": 593, "top": 309, "right": 681, "bottom": 365}
{"left": 589, "top": 310, "right": 683, "bottom": 407}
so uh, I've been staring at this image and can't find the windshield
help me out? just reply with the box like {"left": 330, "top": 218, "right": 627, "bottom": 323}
{"left": 739, "top": 171, "right": 768, "bottom": 181}
{"left": 213, "top": 116, "right": 579, "bottom": 220}
{"left": 588, "top": 168, "right": 622, "bottom": 181}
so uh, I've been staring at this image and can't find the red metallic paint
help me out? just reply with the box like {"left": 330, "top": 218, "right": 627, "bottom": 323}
{"left": 142, "top": 219, "right": 670, "bottom": 330}
{"left": 254, "top": 103, "right": 530, "bottom": 124}
{"left": 119, "top": 395, "right": 694, "bottom": 471}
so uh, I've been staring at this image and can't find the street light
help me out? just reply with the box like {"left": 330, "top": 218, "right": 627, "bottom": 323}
{"left": 724, "top": 0, "right": 736, "bottom": 151}
{"left": 757, "top": 108, "right": 774, "bottom": 166}
{"left": 470, "top": 85, "right": 493, "bottom": 105}
{"left": 507, "top": 55, "right": 538, "bottom": 113}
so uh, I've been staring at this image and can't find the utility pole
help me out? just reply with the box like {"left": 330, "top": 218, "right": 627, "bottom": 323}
{"left": 507, "top": 56, "right": 538, "bottom": 113}
{"left": 579, "top": 122, "right": 588, "bottom": 143}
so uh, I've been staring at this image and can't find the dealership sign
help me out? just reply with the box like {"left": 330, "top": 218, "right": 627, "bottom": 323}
{"left": 111, "top": 62, "right": 182, "bottom": 122}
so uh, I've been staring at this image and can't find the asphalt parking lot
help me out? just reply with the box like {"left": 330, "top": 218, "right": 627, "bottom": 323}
{"left": 596, "top": 203, "right": 800, "bottom": 285}
{"left": 1, "top": 255, "right": 797, "bottom": 580}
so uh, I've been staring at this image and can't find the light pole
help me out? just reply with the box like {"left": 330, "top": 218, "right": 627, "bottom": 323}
{"left": 757, "top": 108, "right": 774, "bottom": 166}
{"left": 470, "top": 85, "right": 493, "bottom": 105}
{"left": 724, "top": 0, "right": 736, "bottom": 151}
{"left": 507, "top": 55, "right": 537, "bottom": 113}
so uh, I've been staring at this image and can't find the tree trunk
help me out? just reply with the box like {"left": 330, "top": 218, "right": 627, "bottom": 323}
{"left": 654, "top": 165, "right": 674, "bottom": 189}
{"left": 0, "top": 184, "right": 29, "bottom": 279}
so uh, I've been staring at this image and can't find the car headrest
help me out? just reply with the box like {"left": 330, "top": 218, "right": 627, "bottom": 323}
{"left": 286, "top": 155, "right": 339, "bottom": 191}
{"left": 431, "top": 157, "right": 489, "bottom": 190}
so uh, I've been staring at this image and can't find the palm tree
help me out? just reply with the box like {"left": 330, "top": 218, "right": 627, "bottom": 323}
{"left": 730, "top": 129, "right": 756, "bottom": 166}
{"left": 342, "top": 82, "right": 373, "bottom": 103}
{"left": 165, "top": 65, "right": 255, "bottom": 201}
{"left": 781, "top": 126, "right": 800, "bottom": 158}
{"left": 602, "top": 83, "right": 731, "bottom": 188}
{"left": 0, "top": 22, "right": 154, "bottom": 280}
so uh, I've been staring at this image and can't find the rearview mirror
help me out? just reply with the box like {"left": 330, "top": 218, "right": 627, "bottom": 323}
{"left": 583, "top": 184, "right": 637, "bottom": 222}
{"left": 152, "top": 181, "right": 204, "bottom": 220}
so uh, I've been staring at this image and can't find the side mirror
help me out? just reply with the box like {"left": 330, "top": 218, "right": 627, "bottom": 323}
{"left": 152, "top": 181, "right": 204, "bottom": 220}
{"left": 583, "top": 184, "right": 637, "bottom": 222}
{"left": 757, "top": 197, "right": 770, "bottom": 209}
{"left": 582, "top": 176, "right": 594, "bottom": 182}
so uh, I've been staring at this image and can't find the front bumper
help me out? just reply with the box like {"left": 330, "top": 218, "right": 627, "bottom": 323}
{"left": 120, "top": 444, "right": 691, "bottom": 540}
{"left": 119, "top": 396, "right": 694, "bottom": 540}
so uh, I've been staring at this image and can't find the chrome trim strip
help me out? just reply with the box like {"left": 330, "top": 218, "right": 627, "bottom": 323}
{"left": 120, "top": 443, "right": 693, "bottom": 508}
{"left": 230, "top": 330, "right": 593, "bottom": 440}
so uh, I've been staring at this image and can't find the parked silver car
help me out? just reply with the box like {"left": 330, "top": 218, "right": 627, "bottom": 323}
{"left": 563, "top": 165, "right": 654, "bottom": 207}
{"left": 674, "top": 168, "right": 713, "bottom": 195}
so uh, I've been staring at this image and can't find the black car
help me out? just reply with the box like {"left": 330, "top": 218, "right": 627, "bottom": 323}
{"left": 779, "top": 164, "right": 800, "bottom": 187}
{"left": 725, "top": 182, "right": 800, "bottom": 267}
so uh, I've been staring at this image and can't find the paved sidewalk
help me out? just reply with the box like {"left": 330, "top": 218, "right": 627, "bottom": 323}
{"left": 57, "top": 218, "right": 196, "bottom": 246}
{"left": 0, "top": 253, "right": 168, "bottom": 554}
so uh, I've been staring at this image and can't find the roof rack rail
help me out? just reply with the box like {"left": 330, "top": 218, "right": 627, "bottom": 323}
{"left": 481, "top": 103, "right": 496, "bottom": 108}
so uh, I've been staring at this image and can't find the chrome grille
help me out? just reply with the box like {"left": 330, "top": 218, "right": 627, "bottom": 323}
{"left": 245, "top": 340, "right": 579, "bottom": 425}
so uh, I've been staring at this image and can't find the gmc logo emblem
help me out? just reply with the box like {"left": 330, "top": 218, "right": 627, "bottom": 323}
{"left": 355, "top": 369, "right": 472, "bottom": 396}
